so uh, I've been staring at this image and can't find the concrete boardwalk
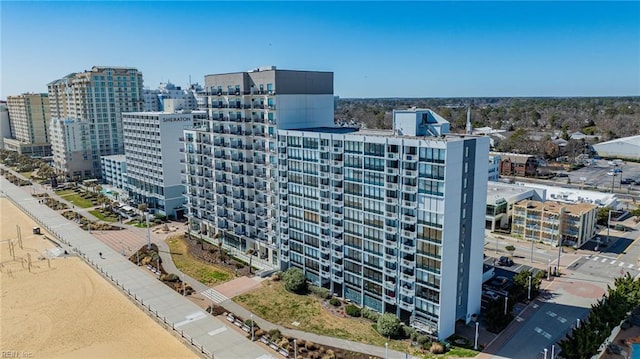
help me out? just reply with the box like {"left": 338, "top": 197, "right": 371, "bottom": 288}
{"left": 2, "top": 169, "right": 416, "bottom": 359}
{"left": 1, "top": 177, "right": 275, "bottom": 359}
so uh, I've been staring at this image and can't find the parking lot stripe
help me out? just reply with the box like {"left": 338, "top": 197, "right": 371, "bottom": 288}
{"left": 592, "top": 256, "right": 600, "bottom": 261}
{"left": 619, "top": 262, "right": 625, "bottom": 267}
{"left": 610, "top": 260, "right": 616, "bottom": 265}
{"left": 601, "top": 258, "right": 608, "bottom": 263}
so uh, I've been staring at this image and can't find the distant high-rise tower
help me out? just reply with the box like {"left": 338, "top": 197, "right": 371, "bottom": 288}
{"left": 47, "top": 66, "right": 144, "bottom": 179}
{"left": 4, "top": 93, "right": 51, "bottom": 157}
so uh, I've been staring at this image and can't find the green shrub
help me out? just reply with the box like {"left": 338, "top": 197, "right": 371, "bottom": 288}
{"left": 329, "top": 298, "right": 341, "bottom": 307}
{"left": 268, "top": 329, "right": 282, "bottom": 341}
{"left": 377, "top": 313, "right": 402, "bottom": 338}
{"left": 417, "top": 335, "right": 431, "bottom": 348}
{"left": 283, "top": 267, "right": 308, "bottom": 294}
{"left": 401, "top": 325, "right": 417, "bottom": 339}
{"left": 345, "top": 304, "right": 361, "bottom": 317}
{"left": 164, "top": 273, "right": 180, "bottom": 282}
{"left": 361, "top": 307, "right": 381, "bottom": 322}
{"left": 309, "top": 285, "right": 331, "bottom": 299}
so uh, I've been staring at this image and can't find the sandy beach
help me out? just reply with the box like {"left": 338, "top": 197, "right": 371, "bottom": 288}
{"left": 0, "top": 197, "right": 198, "bottom": 358}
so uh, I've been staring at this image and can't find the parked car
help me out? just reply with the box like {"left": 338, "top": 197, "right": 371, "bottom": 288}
{"left": 482, "top": 290, "right": 500, "bottom": 301}
{"left": 555, "top": 172, "right": 568, "bottom": 177}
{"left": 488, "top": 276, "right": 512, "bottom": 291}
{"left": 498, "top": 256, "right": 514, "bottom": 266}
{"left": 607, "top": 171, "right": 616, "bottom": 176}
{"left": 621, "top": 178, "right": 635, "bottom": 184}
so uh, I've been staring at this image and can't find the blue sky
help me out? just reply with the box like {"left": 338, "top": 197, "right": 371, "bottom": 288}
{"left": 1, "top": 1, "right": 639, "bottom": 98}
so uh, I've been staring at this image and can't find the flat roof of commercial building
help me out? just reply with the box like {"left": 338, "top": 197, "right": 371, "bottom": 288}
{"left": 486, "top": 181, "right": 539, "bottom": 205}
{"left": 514, "top": 199, "right": 597, "bottom": 214}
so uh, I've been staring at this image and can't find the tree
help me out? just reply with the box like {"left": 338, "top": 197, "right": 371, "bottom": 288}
{"left": 247, "top": 248, "right": 255, "bottom": 274}
{"left": 138, "top": 203, "right": 148, "bottom": 223}
{"left": 596, "top": 207, "right": 612, "bottom": 226}
{"left": 283, "top": 267, "right": 307, "bottom": 294}
{"left": 511, "top": 270, "right": 541, "bottom": 302}
{"left": 483, "top": 297, "right": 514, "bottom": 333}
{"left": 377, "top": 313, "right": 402, "bottom": 338}
{"left": 505, "top": 245, "right": 516, "bottom": 257}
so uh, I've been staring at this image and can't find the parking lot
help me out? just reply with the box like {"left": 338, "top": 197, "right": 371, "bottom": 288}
{"left": 556, "top": 159, "right": 640, "bottom": 192}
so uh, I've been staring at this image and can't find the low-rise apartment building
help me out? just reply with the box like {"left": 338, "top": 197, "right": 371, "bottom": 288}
{"left": 511, "top": 200, "right": 597, "bottom": 247}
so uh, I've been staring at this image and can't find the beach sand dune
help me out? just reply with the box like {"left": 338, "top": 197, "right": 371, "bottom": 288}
{"left": 0, "top": 198, "right": 197, "bottom": 358}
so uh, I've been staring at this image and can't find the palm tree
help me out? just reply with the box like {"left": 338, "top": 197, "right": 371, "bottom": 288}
{"left": 246, "top": 248, "right": 255, "bottom": 274}
{"left": 138, "top": 203, "right": 148, "bottom": 225}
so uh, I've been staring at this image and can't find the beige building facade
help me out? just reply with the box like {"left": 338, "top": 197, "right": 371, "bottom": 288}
{"left": 512, "top": 200, "right": 597, "bottom": 248}
{"left": 5, "top": 93, "right": 51, "bottom": 157}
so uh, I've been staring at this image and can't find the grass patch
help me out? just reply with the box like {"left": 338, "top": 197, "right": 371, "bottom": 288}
{"left": 235, "top": 281, "right": 412, "bottom": 353}
{"left": 54, "top": 189, "right": 77, "bottom": 196}
{"left": 421, "top": 347, "right": 479, "bottom": 358}
{"left": 19, "top": 171, "right": 33, "bottom": 179}
{"left": 59, "top": 193, "right": 95, "bottom": 208}
{"left": 166, "top": 236, "right": 232, "bottom": 285}
{"left": 126, "top": 219, "right": 149, "bottom": 228}
{"left": 89, "top": 210, "right": 119, "bottom": 222}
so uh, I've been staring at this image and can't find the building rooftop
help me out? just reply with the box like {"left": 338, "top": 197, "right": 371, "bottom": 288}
{"left": 516, "top": 182, "right": 618, "bottom": 208}
{"left": 281, "top": 127, "right": 484, "bottom": 142}
{"left": 486, "top": 181, "right": 540, "bottom": 205}
{"left": 514, "top": 199, "right": 597, "bottom": 215}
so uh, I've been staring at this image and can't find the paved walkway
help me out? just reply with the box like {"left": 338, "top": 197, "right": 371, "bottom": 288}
{"left": 2, "top": 172, "right": 415, "bottom": 359}
{"left": 1, "top": 177, "right": 275, "bottom": 359}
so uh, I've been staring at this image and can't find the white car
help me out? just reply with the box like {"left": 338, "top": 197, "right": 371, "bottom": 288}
{"left": 607, "top": 171, "right": 615, "bottom": 176}
{"left": 482, "top": 290, "right": 500, "bottom": 301}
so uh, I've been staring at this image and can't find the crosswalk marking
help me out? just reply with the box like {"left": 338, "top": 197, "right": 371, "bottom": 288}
{"left": 201, "top": 288, "right": 229, "bottom": 304}
{"left": 584, "top": 255, "right": 635, "bottom": 270}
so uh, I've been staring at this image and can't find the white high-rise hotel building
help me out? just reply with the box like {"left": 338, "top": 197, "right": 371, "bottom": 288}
{"left": 48, "top": 66, "right": 144, "bottom": 179}
{"left": 184, "top": 67, "right": 334, "bottom": 265}
{"left": 184, "top": 67, "right": 488, "bottom": 339}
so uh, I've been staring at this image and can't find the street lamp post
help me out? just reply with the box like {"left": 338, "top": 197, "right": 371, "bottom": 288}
{"left": 474, "top": 321, "right": 479, "bottom": 350}
{"left": 145, "top": 212, "right": 151, "bottom": 250}
{"left": 606, "top": 209, "right": 612, "bottom": 245}
{"left": 557, "top": 233, "right": 563, "bottom": 273}
{"left": 504, "top": 296, "right": 509, "bottom": 315}
{"left": 530, "top": 227, "right": 535, "bottom": 263}
{"left": 528, "top": 275, "right": 532, "bottom": 301}
{"left": 551, "top": 344, "right": 555, "bottom": 358}
{"left": 385, "top": 342, "right": 388, "bottom": 359}
{"left": 293, "top": 339, "right": 297, "bottom": 359}
{"left": 576, "top": 318, "right": 580, "bottom": 328}
{"left": 250, "top": 314, "right": 254, "bottom": 341}
{"left": 547, "top": 258, "right": 551, "bottom": 280}
{"left": 544, "top": 348, "right": 548, "bottom": 359}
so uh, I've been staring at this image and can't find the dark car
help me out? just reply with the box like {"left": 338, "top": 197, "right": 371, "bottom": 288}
{"left": 498, "top": 256, "right": 514, "bottom": 266}
{"left": 621, "top": 178, "right": 635, "bottom": 185}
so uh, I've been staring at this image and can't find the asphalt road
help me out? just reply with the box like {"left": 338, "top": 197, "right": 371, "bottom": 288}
{"left": 483, "top": 220, "right": 640, "bottom": 359}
